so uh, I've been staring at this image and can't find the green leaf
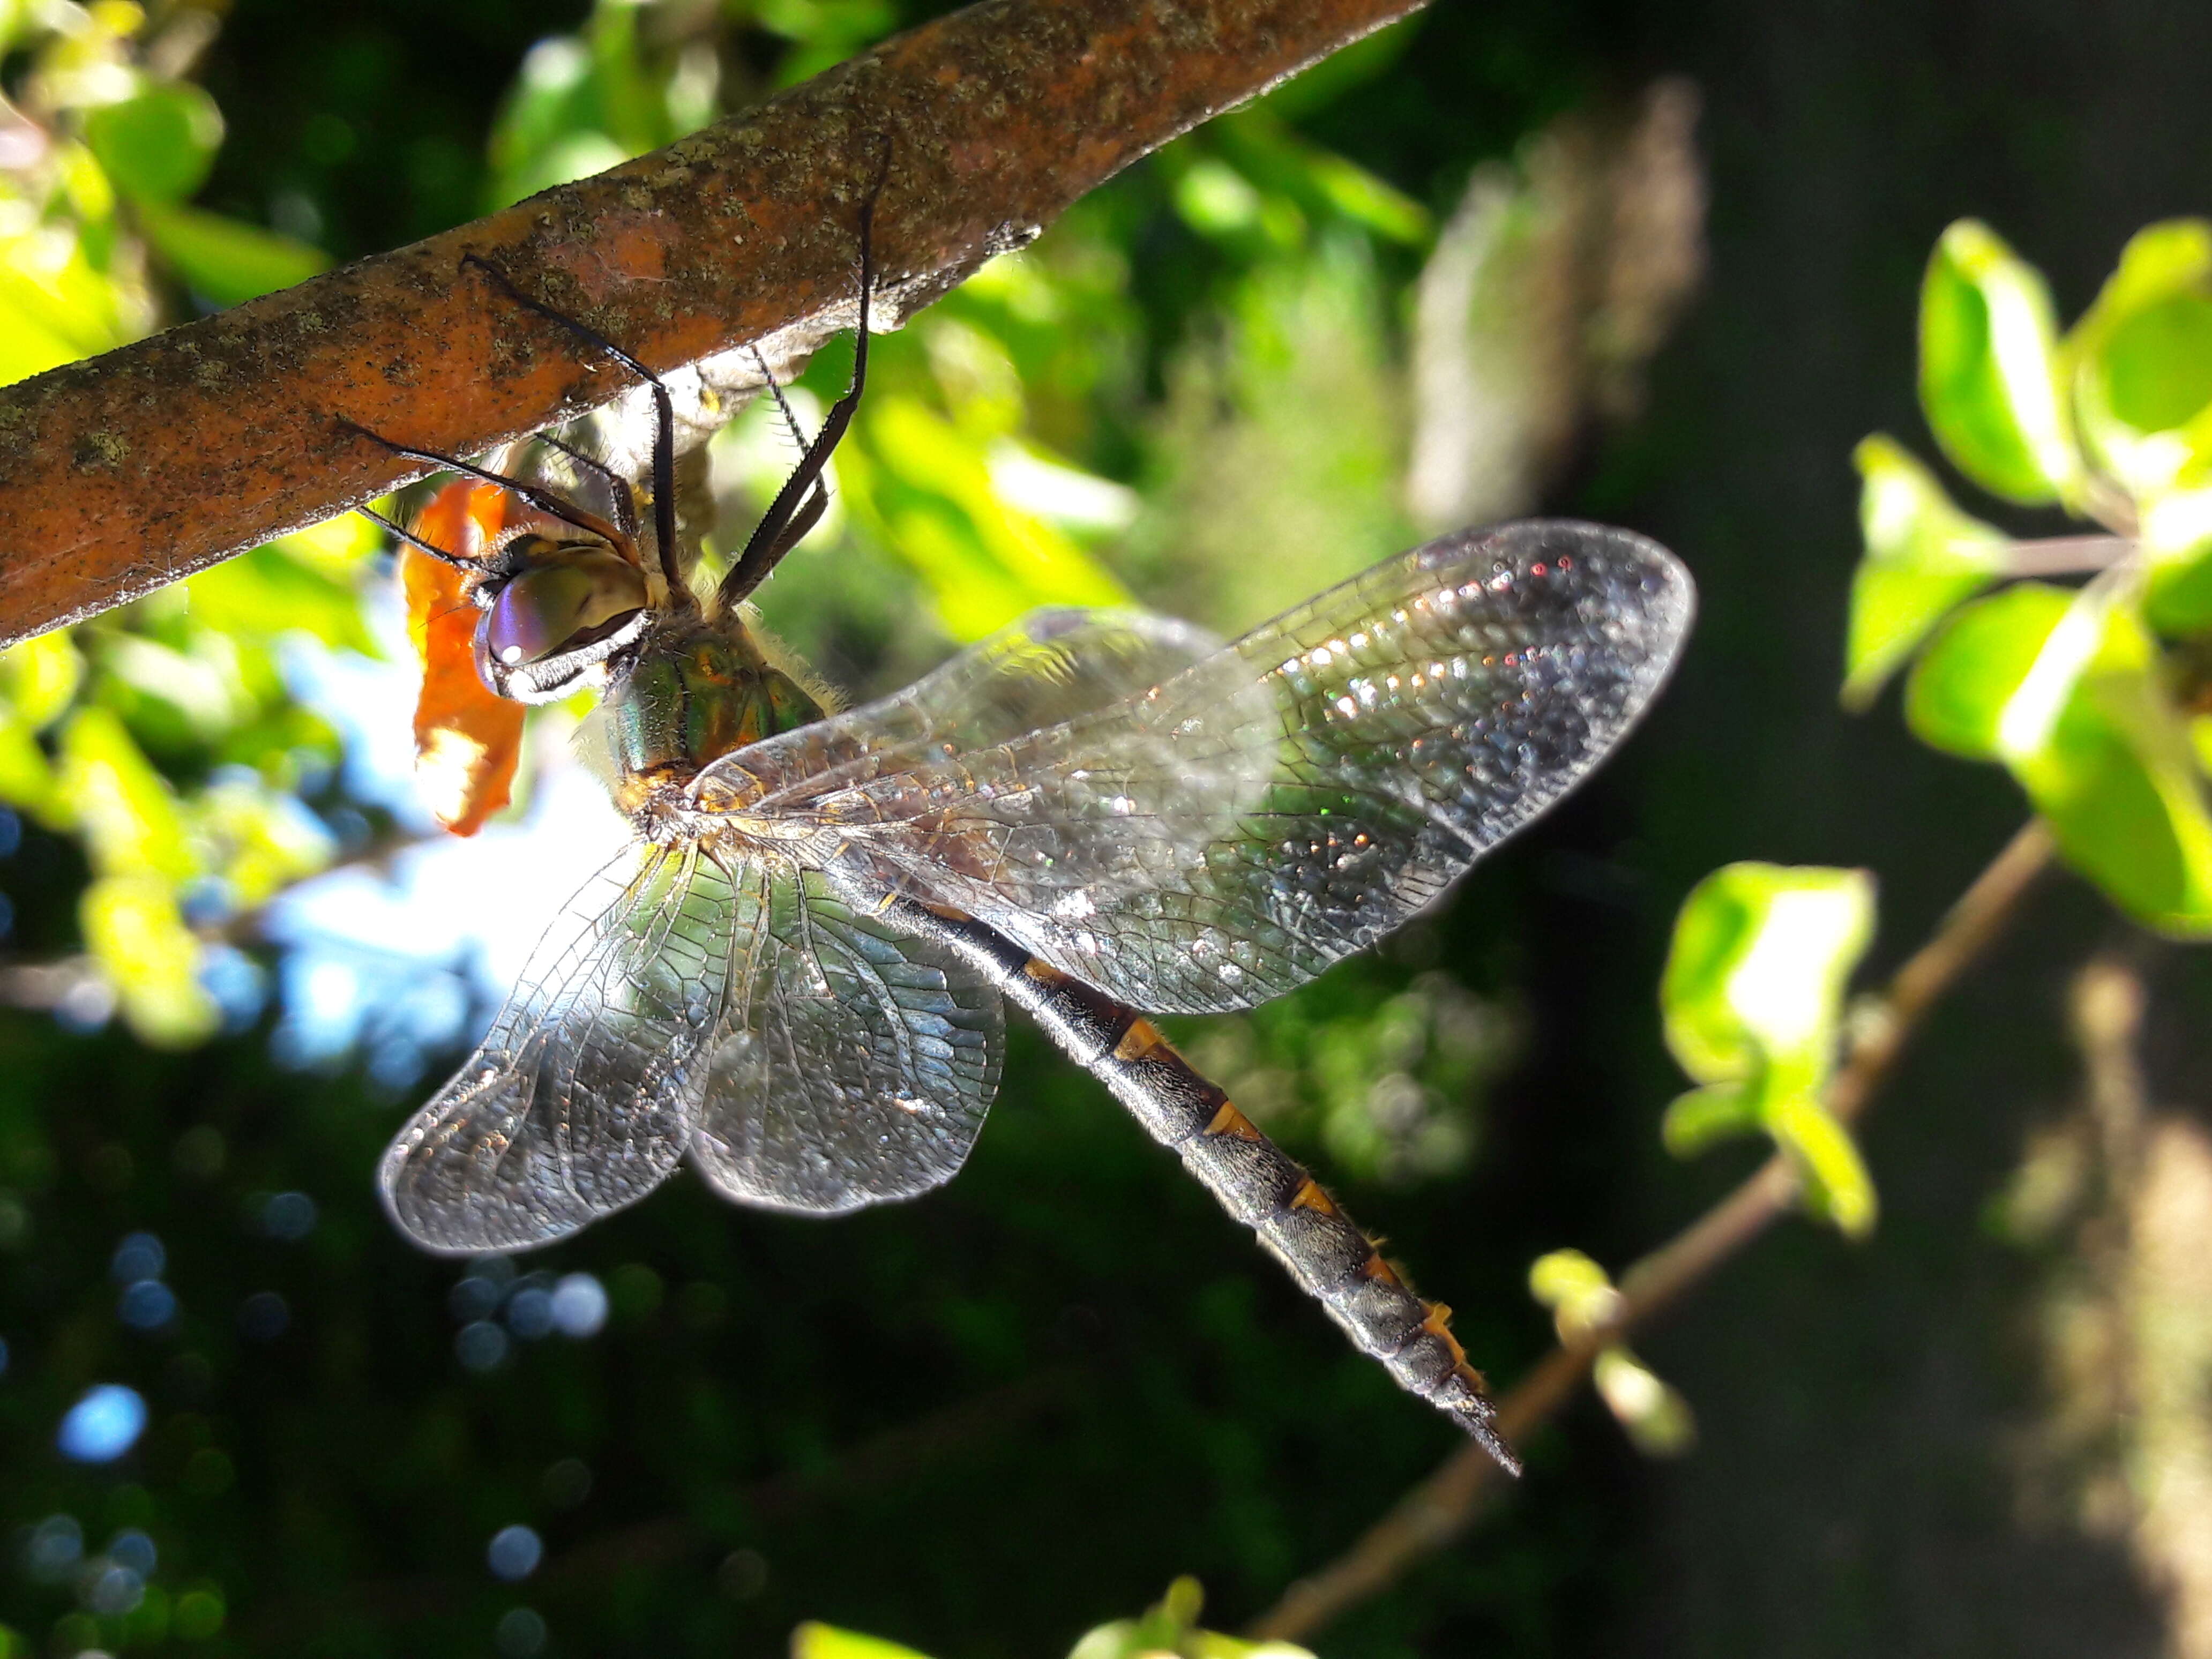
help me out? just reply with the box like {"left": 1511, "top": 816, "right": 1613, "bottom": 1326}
{"left": 1918, "top": 581, "right": 2212, "bottom": 932}
{"left": 1528, "top": 1247, "right": 1613, "bottom": 1321}
{"left": 270, "top": 511, "right": 383, "bottom": 579}
{"left": 2014, "top": 592, "right": 2212, "bottom": 932}
{"left": 56, "top": 707, "right": 197, "bottom": 883}
{"left": 185, "top": 543, "right": 372, "bottom": 652}
{"left": 2065, "top": 219, "right": 2212, "bottom": 499}
{"left": 2, "top": 630, "right": 84, "bottom": 730}
{"left": 1067, "top": 1578, "right": 1314, "bottom": 1659}
{"left": 1772, "top": 1090, "right": 1877, "bottom": 1235}
{"left": 1658, "top": 1082, "right": 1761, "bottom": 1155}
{"left": 1842, "top": 435, "right": 2012, "bottom": 707}
{"left": 1904, "top": 582, "right": 2073, "bottom": 759}
{"left": 1919, "top": 220, "right": 2079, "bottom": 505}
{"left": 1661, "top": 863, "right": 1874, "bottom": 1086}
{"left": 192, "top": 778, "right": 333, "bottom": 909}
{"left": 80, "top": 873, "right": 218, "bottom": 1049}
{"left": 0, "top": 219, "right": 143, "bottom": 385}
{"left": 1591, "top": 1347, "right": 1697, "bottom": 1456}
{"left": 1660, "top": 864, "right": 1878, "bottom": 1234}
{"left": 2141, "top": 482, "right": 2212, "bottom": 635}
{"left": 858, "top": 394, "right": 1129, "bottom": 639}
{"left": 790, "top": 1626, "right": 935, "bottom": 1659}
{"left": 136, "top": 203, "right": 327, "bottom": 307}
{"left": 81, "top": 83, "right": 224, "bottom": 205}
{"left": 0, "top": 712, "right": 59, "bottom": 826}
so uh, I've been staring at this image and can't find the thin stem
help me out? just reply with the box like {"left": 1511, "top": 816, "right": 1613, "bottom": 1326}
{"left": 2001, "top": 535, "right": 2135, "bottom": 577}
{"left": 1247, "top": 818, "right": 2055, "bottom": 1645}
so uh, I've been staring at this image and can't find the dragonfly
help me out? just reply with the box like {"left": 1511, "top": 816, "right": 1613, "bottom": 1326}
{"left": 354, "top": 174, "right": 1693, "bottom": 1475}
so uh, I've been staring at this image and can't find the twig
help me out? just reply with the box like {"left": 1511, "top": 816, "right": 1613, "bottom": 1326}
{"left": 1248, "top": 818, "right": 2056, "bottom": 1643}
{"left": 0, "top": 0, "right": 1428, "bottom": 648}
{"left": 2002, "top": 535, "right": 2135, "bottom": 577}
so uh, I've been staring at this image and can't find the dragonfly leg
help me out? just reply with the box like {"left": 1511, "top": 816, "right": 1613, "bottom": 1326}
{"left": 718, "top": 134, "right": 894, "bottom": 608}
{"left": 336, "top": 416, "right": 626, "bottom": 549}
{"left": 892, "top": 900, "right": 1520, "bottom": 1473}
{"left": 461, "top": 252, "right": 683, "bottom": 596}
{"left": 532, "top": 429, "right": 641, "bottom": 538}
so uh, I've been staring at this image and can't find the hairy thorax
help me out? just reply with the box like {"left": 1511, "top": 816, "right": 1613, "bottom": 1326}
{"left": 606, "top": 611, "right": 828, "bottom": 829}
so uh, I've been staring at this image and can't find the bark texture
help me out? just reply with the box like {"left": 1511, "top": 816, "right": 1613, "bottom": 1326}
{"left": 0, "top": 0, "right": 1425, "bottom": 646}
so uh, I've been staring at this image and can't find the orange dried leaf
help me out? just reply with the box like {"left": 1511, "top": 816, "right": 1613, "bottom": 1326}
{"left": 402, "top": 481, "right": 524, "bottom": 836}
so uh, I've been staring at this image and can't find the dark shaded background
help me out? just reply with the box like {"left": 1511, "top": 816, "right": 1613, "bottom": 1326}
{"left": 9, "top": 0, "right": 2212, "bottom": 1654}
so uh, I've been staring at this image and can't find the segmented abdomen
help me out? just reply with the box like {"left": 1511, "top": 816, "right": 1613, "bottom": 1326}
{"left": 892, "top": 899, "right": 1519, "bottom": 1474}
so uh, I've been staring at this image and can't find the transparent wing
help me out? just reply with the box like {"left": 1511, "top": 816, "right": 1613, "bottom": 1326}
{"left": 379, "top": 842, "right": 748, "bottom": 1252}
{"left": 694, "top": 608, "right": 1223, "bottom": 812}
{"left": 687, "top": 870, "right": 1004, "bottom": 1215}
{"left": 813, "top": 520, "right": 1694, "bottom": 1013}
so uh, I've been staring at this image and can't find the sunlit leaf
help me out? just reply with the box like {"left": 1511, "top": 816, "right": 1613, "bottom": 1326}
{"left": 1528, "top": 1247, "right": 1618, "bottom": 1337}
{"left": 1175, "top": 158, "right": 1265, "bottom": 238}
{"left": 1915, "top": 582, "right": 2212, "bottom": 932}
{"left": 863, "top": 394, "right": 1128, "bottom": 638}
{"left": 790, "top": 1625, "right": 936, "bottom": 1659}
{"left": 1591, "top": 1347, "right": 1696, "bottom": 1456}
{"left": 403, "top": 481, "right": 525, "bottom": 836}
{"left": 2, "top": 629, "right": 84, "bottom": 730}
{"left": 1066, "top": 1577, "right": 1313, "bottom": 1659}
{"left": 80, "top": 873, "right": 218, "bottom": 1048}
{"left": 2141, "top": 481, "right": 2212, "bottom": 636}
{"left": 1904, "top": 583, "right": 2072, "bottom": 760}
{"left": 1662, "top": 864, "right": 1873, "bottom": 1083}
{"left": 1215, "top": 110, "right": 1431, "bottom": 246}
{"left": 136, "top": 203, "right": 327, "bottom": 307}
{"left": 0, "top": 713, "right": 59, "bottom": 826}
{"left": 1919, "top": 219, "right": 2079, "bottom": 505}
{"left": 56, "top": 707, "right": 197, "bottom": 883}
{"left": 98, "top": 631, "right": 247, "bottom": 741}
{"left": 483, "top": 2, "right": 671, "bottom": 209}
{"left": 1843, "top": 435, "right": 2013, "bottom": 707}
{"left": 1658, "top": 1080, "right": 1760, "bottom": 1155}
{"left": 81, "top": 82, "right": 223, "bottom": 205}
{"left": 1770, "top": 1089, "right": 1878, "bottom": 1235}
{"left": 185, "top": 543, "right": 372, "bottom": 652}
{"left": 2065, "top": 219, "right": 2212, "bottom": 499}
{"left": 193, "top": 778, "right": 334, "bottom": 908}
{"left": 1661, "top": 863, "right": 1877, "bottom": 1235}
{"left": 0, "top": 218, "right": 145, "bottom": 384}
{"left": 2012, "top": 595, "right": 2212, "bottom": 933}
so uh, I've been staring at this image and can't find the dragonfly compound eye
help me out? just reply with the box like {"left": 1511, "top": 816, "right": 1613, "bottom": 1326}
{"left": 476, "top": 544, "right": 651, "bottom": 703}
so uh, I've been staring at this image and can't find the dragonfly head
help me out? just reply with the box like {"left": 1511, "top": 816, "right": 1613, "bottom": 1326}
{"left": 472, "top": 533, "right": 652, "bottom": 704}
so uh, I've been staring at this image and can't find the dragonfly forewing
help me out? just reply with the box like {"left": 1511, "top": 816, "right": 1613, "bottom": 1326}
{"left": 797, "top": 521, "right": 1693, "bottom": 1013}
{"left": 693, "top": 608, "right": 1227, "bottom": 812}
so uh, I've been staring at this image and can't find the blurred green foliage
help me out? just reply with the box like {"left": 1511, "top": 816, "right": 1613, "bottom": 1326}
{"left": 1527, "top": 1250, "right": 1692, "bottom": 1458}
{"left": 1845, "top": 217, "right": 2212, "bottom": 937}
{"left": 799, "top": 1575, "right": 1314, "bottom": 1659}
{"left": 1658, "top": 862, "right": 1876, "bottom": 1237}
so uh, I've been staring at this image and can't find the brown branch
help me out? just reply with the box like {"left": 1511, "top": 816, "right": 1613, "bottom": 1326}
{"left": 1248, "top": 818, "right": 2056, "bottom": 1645}
{"left": 0, "top": 0, "right": 1427, "bottom": 648}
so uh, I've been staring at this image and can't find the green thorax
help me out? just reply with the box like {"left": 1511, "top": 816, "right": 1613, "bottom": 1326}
{"left": 606, "top": 611, "right": 826, "bottom": 783}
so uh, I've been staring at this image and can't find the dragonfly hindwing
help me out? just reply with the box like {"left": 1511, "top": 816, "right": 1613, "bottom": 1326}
{"left": 687, "top": 868, "right": 1005, "bottom": 1215}
{"left": 378, "top": 842, "right": 742, "bottom": 1252}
